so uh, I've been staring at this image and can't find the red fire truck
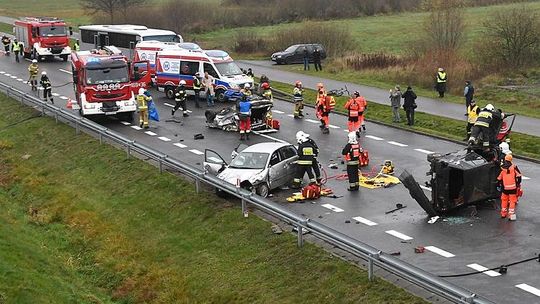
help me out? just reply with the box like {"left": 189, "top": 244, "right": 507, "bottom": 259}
{"left": 71, "top": 49, "right": 150, "bottom": 120}
{"left": 13, "top": 17, "right": 73, "bottom": 61}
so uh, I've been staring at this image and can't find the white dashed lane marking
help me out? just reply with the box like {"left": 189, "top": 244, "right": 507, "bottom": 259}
{"left": 352, "top": 216, "right": 378, "bottom": 226}
{"left": 60, "top": 96, "right": 68, "bottom": 100}
{"left": 425, "top": 246, "right": 455, "bottom": 258}
{"left": 164, "top": 103, "right": 175, "bottom": 108}
{"left": 158, "top": 136, "right": 171, "bottom": 142}
{"left": 415, "top": 148, "right": 434, "bottom": 154}
{"left": 5, "top": 73, "right": 11, "bottom": 76}
{"left": 306, "top": 119, "right": 320, "bottom": 124}
{"left": 52, "top": 93, "right": 60, "bottom": 97}
{"left": 173, "top": 143, "right": 187, "bottom": 148}
{"left": 328, "top": 124, "right": 340, "bottom": 129}
{"left": 516, "top": 284, "right": 540, "bottom": 297}
{"left": 0, "top": 71, "right": 4, "bottom": 74}
{"left": 365, "top": 135, "right": 384, "bottom": 141}
{"left": 522, "top": 176, "right": 530, "bottom": 180}
{"left": 189, "top": 149, "right": 204, "bottom": 155}
{"left": 10, "top": 75, "right": 16, "bottom": 79}
{"left": 321, "top": 204, "right": 344, "bottom": 213}
{"left": 131, "top": 126, "right": 142, "bottom": 130}
{"left": 287, "top": 114, "right": 294, "bottom": 118}
{"left": 388, "top": 141, "right": 408, "bottom": 147}
{"left": 385, "top": 230, "right": 413, "bottom": 241}
{"left": 145, "top": 131, "right": 157, "bottom": 136}
{"left": 17, "top": 78, "right": 23, "bottom": 81}
{"left": 466, "top": 263, "right": 501, "bottom": 277}
{"left": 252, "top": 130, "right": 289, "bottom": 144}
{"left": 120, "top": 121, "right": 131, "bottom": 126}
{"left": 272, "top": 110, "right": 284, "bottom": 114}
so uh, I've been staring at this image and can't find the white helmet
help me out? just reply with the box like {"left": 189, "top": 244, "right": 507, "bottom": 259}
{"left": 296, "top": 131, "right": 309, "bottom": 143}
{"left": 179, "top": 80, "right": 186, "bottom": 85}
{"left": 348, "top": 132, "right": 357, "bottom": 144}
{"left": 485, "top": 104, "right": 495, "bottom": 111}
{"left": 32, "top": 59, "right": 37, "bottom": 63}
{"left": 244, "top": 83, "right": 251, "bottom": 89}
{"left": 138, "top": 88, "right": 145, "bottom": 95}
{"left": 41, "top": 71, "right": 46, "bottom": 75}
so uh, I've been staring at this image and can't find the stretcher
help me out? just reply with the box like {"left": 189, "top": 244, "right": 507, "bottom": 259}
{"left": 286, "top": 188, "right": 334, "bottom": 202}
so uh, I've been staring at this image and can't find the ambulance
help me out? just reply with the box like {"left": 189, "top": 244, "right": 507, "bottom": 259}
{"left": 132, "top": 41, "right": 183, "bottom": 84}
{"left": 155, "top": 49, "right": 253, "bottom": 101}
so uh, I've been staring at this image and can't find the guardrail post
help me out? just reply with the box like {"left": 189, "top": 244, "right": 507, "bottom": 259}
{"left": 126, "top": 145, "right": 131, "bottom": 158}
{"left": 195, "top": 177, "right": 201, "bottom": 193}
{"left": 159, "top": 157, "right": 163, "bottom": 173}
{"left": 297, "top": 226, "right": 304, "bottom": 247}
{"left": 99, "top": 133, "right": 103, "bottom": 144}
{"left": 55, "top": 112, "right": 58, "bottom": 123}
{"left": 75, "top": 120, "right": 80, "bottom": 134}
{"left": 368, "top": 251, "right": 380, "bottom": 282}
{"left": 463, "top": 294, "right": 476, "bottom": 304}
{"left": 242, "top": 198, "right": 248, "bottom": 217}
{"left": 41, "top": 104, "right": 45, "bottom": 115}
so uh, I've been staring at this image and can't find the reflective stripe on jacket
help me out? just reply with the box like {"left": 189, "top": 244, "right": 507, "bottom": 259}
{"left": 474, "top": 110, "right": 492, "bottom": 127}
{"left": 343, "top": 143, "right": 360, "bottom": 165}
{"left": 467, "top": 105, "right": 479, "bottom": 123}
{"left": 137, "top": 94, "right": 149, "bottom": 109}
{"left": 497, "top": 164, "right": 521, "bottom": 190}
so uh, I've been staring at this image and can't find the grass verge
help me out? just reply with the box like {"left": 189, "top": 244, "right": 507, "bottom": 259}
{"left": 0, "top": 22, "right": 11, "bottom": 34}
{"left": 267, "top": 80, "right": 540, "bottom": 160}
{"left": 0, "top": 92, "right": 427, "bottom": 303}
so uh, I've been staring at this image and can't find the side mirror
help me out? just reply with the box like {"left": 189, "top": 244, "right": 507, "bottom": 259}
{"left": 69, "top": 27, "right": 73, "bottom": 36}
{"left": 231, "top": 150, "right": 239, "bottom": 159}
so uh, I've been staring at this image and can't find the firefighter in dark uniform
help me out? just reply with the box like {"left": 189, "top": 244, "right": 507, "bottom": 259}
{"left": 172, "top": 80, "right": 189, "bottom": 117}
{"left": 292, "top": 131, "right": 317, "bottom": 188}
{"left": 342, "top": 132, "right": 360, "bottom": 191}
{"left": 468, "top": 104, "right": 495, "bottom": 148}
{"left": 40, "top": 71, "right": 53, "bottom": 104}
{"left": 305, "top": 134, "right": 322, "bottom": 184}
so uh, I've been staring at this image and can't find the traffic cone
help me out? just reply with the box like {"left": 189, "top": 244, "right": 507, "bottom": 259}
{"left": 66, "top": 98, "right": 73, "bottom": 109}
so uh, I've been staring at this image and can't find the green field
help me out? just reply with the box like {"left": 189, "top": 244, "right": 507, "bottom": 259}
{"left": 0, "top": 93, "right": 427, "bottom": 303}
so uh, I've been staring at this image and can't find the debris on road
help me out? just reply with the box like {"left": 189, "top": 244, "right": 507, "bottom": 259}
{"left": 385, "top": 203, "right": 407, "bottom": 214}
{"left": 194, "top": 133, "right": 204, "bottom": 140}
{"left": 428, "top": 216, "right": 440, "bottom": 224}
{"left": 415, "top": 246, "right": 425, "bottom": 253}
{"left": 390, "top": 251, "right": 401, "bottom": 256}
{"left": 271, "top": 224, "right": 283, "bottom": 234}
{"left": 345, "top": 220, "right": 351, "bottom": 223}
{"left": 328, "top": 163, "right": 338, "bottom": 169}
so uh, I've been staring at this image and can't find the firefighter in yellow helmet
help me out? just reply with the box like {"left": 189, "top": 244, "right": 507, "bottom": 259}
{"left": 137, "top": 88, "right": 150, "bottom": 129}
{"left": 28, "top": 59, "right": 39, "bottom": 91}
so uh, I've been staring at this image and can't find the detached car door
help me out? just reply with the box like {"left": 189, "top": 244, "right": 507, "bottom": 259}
{"left": 203, "top": 149, "right": 228, "bottom": 176}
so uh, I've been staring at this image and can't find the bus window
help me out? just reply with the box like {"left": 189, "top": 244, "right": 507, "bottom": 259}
{"left": 204, "top": 63, "right": 219, "bottom": 78}
{"left": 180, "top": 61, "right": 199, "bottom": 76}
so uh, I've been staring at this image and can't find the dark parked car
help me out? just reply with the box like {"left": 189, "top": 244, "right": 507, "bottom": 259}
{"left": 271, "top": 44, "right": 326, "bottom": 65}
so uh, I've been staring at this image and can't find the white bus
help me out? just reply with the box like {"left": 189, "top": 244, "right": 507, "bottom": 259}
{"left": 79, "top": 24, "right": 183, "bottom": 49}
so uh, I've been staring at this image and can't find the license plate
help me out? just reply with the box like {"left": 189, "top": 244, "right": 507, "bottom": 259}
{"left": 105, "top": 112, "right": 117, "bottom": 115}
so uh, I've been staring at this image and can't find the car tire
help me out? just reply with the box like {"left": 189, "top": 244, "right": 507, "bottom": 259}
{"left": 215, "top": 89, "right": 226, "bottom": 103}
{"left": 256, "top": 183, "right": 270, "bottom": 198}
{"left": 61, "top": 54, "right": 68, "bottom": 62}
{"left": 165, "top": 86, "right": 175, "bottom": 99}
{"left": 119, "top": 111, "right": 134, "bottom": 123}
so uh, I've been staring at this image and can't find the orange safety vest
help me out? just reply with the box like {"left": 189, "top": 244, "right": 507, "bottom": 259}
{"left": 344, "top": 144, "right": 360, "bottom": 162}
{"left": 497, "top": 164, "right": 521, "bottom": 190}
{"left": 345, "top": 97, "right": 366, "bottom": 118}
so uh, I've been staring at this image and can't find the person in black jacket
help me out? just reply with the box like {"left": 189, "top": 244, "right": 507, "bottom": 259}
{"left": 402, "top": 86, "right": 417, "bottom": 126}
{"left": 313, "top": 48, "right": 322, "bottom": 71}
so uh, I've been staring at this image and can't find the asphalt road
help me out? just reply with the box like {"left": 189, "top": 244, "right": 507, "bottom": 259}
{"left": 0, "top": 54, "right": 539, "bottom": 304}
{"left": 237, "top": 60, "right": 540, "bottom": 138}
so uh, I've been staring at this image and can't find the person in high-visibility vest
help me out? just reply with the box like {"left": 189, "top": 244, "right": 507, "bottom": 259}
{"left": 465, "top": 99, "right": 480, "bottom": 140}
{"left": 497, "top": 154, "right": 522, "bottom": 221}
{"left": 342, "top": 132, "right": 360, "bottom": 191}
{"left": 293, "top": 81, "right": 304, "bottom": 119}
{"left": 11, "top": 38, "right": 23, "bottom": 63}
{"left": 192, "top": 73, "right": 201, "bottom": 108}
{"left": 468, "top": 104, "right": 494, "bottom": 148}
{"left": 344, "top": 91, "right": 366, "bottom": 134}
{"left": 28, "top": 59, "right": 39, "bottom": 91}
{"left": 292, "top": 131, "right": 317, "bottom": 188}
{"left": 240, "top": 83, "right": 252, "bottom": 97}
{"left": 435, "top": 67, "right": 447, "bottom": 98}
{"left": 73, "top": 39, "right": 80, "bottom": 51}
{"left": 40, "top": 71, "right": 53, "bottom": 104}
{"left": 137, "top": 88, "right": 150, "bottom": 128}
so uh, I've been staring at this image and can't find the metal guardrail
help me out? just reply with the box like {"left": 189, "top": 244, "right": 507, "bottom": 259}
{"left": 0, "top": 82, "right": 494, "bottom": 304}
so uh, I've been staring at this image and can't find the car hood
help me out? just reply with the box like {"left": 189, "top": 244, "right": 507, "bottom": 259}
{"left": 271, "top": 51, "right": 286, "bottom": 57}
{"left": 217, "top": 168, "right": 266, "bottom": 185}
{"left": 222, "top": 74, "right": 253, "bottom": 85}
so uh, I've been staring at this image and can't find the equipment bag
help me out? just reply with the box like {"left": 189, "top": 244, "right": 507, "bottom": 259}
{"left": 148, "top": 101, "right": 160, "bottom": 122}
{"left": 302, "top": 184, "right": 321, "bottom": 199}
{"left": 359, "top": 150, "right": 369, "bottom": 167}
{"left": 272, "top": 119, "right": 280, "bottom": 130}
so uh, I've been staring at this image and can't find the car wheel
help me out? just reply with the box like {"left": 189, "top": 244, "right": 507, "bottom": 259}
{"left": 61, "top": 54, "right": 68, "bottom": 62}
{"left": 216, "top": 89, "right": 226, "bottom": 102}
{"left": 283, "top": 58, "right": 289, "bottom": 65}
{"left": 256, "top": 183, "right": 270, "bottom": 198}
{"left": 165, "top": 86, "right": 175, "bottom": 99}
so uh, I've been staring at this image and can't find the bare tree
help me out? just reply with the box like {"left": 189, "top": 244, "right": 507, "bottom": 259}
{"left": 482, "top": 6, "right": 540, "bottom": 68}
{"left": 81, "top": 0, "right": 146, "bottom": 23}
{"left": 421, "top": 0, "right": 466, "bottom": 51}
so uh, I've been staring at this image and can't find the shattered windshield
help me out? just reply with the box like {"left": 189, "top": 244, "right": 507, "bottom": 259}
{"left": 39, "top": 26, "right": 67, "bottom": 37}
{"left": 85, "top": 66, "right": 128, "bottom": 84}
{"left": 229, "top": 152, "right": 269, "bottom": 170}
{"left": 215, "top": 62, "right": 243, "bottom": 77}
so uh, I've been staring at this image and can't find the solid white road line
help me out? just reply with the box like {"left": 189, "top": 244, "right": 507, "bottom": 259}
{"left": 385, "top": 230, "right": 413, "bottom": 241}
{"left": 60, "top": 96, "right": 68, "bottom": 100}
{"left": 420, "top": 185, "right": 432, "bottom": 191}
{"left": 328, "top": 124, "right": 340, "bottom": 129}
{"left": 352, "top": 216, "right": 378, "bottom": 226}
{"left": 272, "top": 109, "right": 284, "bottom": 114}
{"left": 466, "top": 263, "right": 501, "bottom": 277}
{"left": 52, "top": 92, "right": 60, "bottom": 97}
{"left": 287, "top": 114, "right": 294, "bottom": 118}
{"left": 189, "top": 149, "right": 204, "bottom": 155}
{"left": 425, "top": 246, "right": 455, "bottom": 258}
{"left": 365, "top": 135, "right": 384, "bottom": 141}
{"left": 158, "top": 136, "right": 171, "bottom": 142}
{"left": 120, "top": 121, "right": 131, "bottom": 126}
{"left": 415, "top": 148, "right": 434, "bottom": 154}
{"left": 306, "top": 118, "right": 320, "bottom": 124}
{"left": 522, "top": 176, "right": 530, "bottom": 180}
{"left": 131, "top": 126, "right": 142, "bottom": 130}
{"left": 388, "top": 141, "right": 408, "bottom": 147}
{"left": 321, "top": 204, "right": 344, "bottom": 213}
{"left": 516, "top": 284, "right": 540, "bottom": 297}
{"left": 164, "top": 103, "right": 175, "bottom": 108}
{"left": 145, "top": 131, "right": 157, "bottom": 136}
{"left": 59, "top": 68, "right": 72, "bottom": 75}
{"left": 252, "top": 130, "right": 289, "bottom": 144}
{"left": 173, "top": 143, "right": 187, "bottom": 148}
{"left": 17, "top": 78, "right": 23, "bottom": 81}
